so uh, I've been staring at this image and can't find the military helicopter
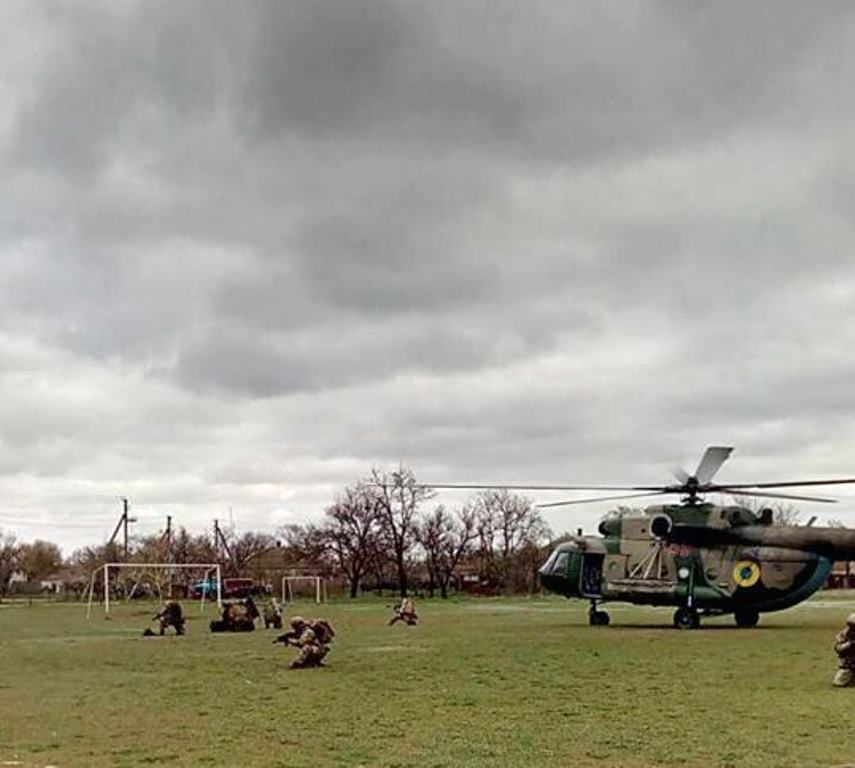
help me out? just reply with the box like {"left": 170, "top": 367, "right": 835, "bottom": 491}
{"left": 431, "top": 447, "right": 855, "bottom": 629}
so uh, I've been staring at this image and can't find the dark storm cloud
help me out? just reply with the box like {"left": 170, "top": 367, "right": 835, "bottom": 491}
{"left": 3, "top": 1, "right": 855, "bottom": 549}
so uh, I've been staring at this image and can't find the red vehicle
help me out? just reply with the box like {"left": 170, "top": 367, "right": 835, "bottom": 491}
{"left": 222, "top": 578, "right": 255, "bottom": 598}
{"left": 188, "top": 577, "right": 259, "bottom": 599}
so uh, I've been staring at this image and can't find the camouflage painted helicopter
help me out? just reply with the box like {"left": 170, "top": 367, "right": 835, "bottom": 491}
{"left": 433, "top": 447, "right": 855, "bottom": 629}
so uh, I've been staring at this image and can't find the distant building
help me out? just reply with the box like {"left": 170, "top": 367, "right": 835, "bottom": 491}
{"left": 827, "top": 561, "right": 855, "bottom": 589}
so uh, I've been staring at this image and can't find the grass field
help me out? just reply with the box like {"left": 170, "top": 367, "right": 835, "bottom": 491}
{"left": 2, "top": 594, "right": 855, "bottom": 768}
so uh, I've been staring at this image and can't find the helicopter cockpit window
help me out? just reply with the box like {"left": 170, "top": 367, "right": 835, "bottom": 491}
{"left": 551, "top": 552, "right": 570, "bottom": 575}
{"left": 542, "top": 549, "right": 559, "bottom": 572}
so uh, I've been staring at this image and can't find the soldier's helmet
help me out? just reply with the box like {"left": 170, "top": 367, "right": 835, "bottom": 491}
{"left": 291, "top": 616, "right": 305, "bottom": 629}
{"left": 846, "top": 613, "right": 855, "bottom": 626}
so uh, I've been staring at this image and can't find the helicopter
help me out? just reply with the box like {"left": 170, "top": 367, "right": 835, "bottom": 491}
{"left": 429, "top": 447, "right": 855, "bottom": 629}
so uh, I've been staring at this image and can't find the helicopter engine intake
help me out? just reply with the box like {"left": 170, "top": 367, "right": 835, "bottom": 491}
{"left": 650, "top": 514, "right": 673, "bottom": 538}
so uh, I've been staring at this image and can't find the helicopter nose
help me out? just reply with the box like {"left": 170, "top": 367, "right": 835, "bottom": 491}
{"left": 538, "top": 563, "right": 561, "bottom": 593}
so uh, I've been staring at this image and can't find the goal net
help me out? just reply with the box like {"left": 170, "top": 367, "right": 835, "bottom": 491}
{"left": 281, "top": 575, "right": 326, "bottom": 604}
{"left": 86, "top": 563, "right": 222, "bottom": 617}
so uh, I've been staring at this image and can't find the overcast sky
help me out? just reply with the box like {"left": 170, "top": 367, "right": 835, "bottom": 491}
{"left": 3, "top": 2, "right": 855, "bottom": 553}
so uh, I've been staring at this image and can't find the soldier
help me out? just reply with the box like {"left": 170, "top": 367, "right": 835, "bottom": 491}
{"left": 263, "top": 598, "right": 283, "bottom": 629}
{"left": 274, "top": 616, "right": 334, "bottom": 667}
{"left": 210, "top": 598, "right": 258, "bottom": 632}
{"left": 273, "top": 616, "right": 335, "bottom": 646}
{"left": 273, "top": 615, "right": 306, "bottom": 646}
{"left": 389, "top": 597, "right": 418, "bottom": 626}
{"left": 833, "top": 613, "right": 855, "bottom": 686}
{"left": 244, "top": 596, "right": 261, "bottom": 624}
{"left": 289, "top": 626, "right": 326, "bottom": 669}
{"left": 154, "top": 601, "right": 185, "bottom": 635}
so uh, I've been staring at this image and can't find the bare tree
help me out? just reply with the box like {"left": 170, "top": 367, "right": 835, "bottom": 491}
{"left": 278, "top": 523, "right": 337, "bottom": 576}
{"left": 772, "top": 503, "right": 801, "bottom": 526}
{"left": 733, "top": 496, "right": 801, "bottom": 526}
{"left": 168, "top": 527, "right": 217, "bottom": 565}
{"left": 417, "top": 505, "right": 478, "bottom": 598}
{"left": 472, "top": 489, "right": 550, "bottom": 592}
{"left": 373, "top": 466, "right": 432, "bottom": 597}
{"left": 228, "top": 532, "right": 278, "bottom": 572}
{"left": 320, "top": 484, "right": 383, "bottom": 597}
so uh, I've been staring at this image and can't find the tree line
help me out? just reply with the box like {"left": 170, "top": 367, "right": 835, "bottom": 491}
{"left": 282, "top": 467, "right": 552, "bottom": 598}
{"left": 0, "top": 467, "right": 554, "bottom": 599}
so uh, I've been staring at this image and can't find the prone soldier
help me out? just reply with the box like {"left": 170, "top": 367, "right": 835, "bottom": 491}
{"left": 833, "top": 613, "right": 855, "bottom": 687}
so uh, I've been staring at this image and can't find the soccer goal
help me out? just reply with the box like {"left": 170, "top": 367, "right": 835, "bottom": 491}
{"left": 86, "top": 562, "right": 222, "bottom": 618}
{"left": 281, "top": 575, "right": 326, "bottom": 604}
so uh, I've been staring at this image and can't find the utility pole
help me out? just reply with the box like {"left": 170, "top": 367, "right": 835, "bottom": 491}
{"left": 213, "top": 519, "right": 234, "bottom": 565}
{"left": 160, "top": 515, "right": 173, "bottom": 560}
{"left": 108, "top": 498, "right": 137, "bottom": 561}
{"left": 122, "top": 498, "right": 130, "bottom": 560}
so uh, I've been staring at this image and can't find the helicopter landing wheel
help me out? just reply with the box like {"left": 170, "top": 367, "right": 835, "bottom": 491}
{"left": 673, "top": 607, "right": 700, "bottom": 630}
{"left": 588, "top": 606, "right": 610, "bottom": 626}
{"left": 734, "top": 608, "right": 759, "bottom": 628}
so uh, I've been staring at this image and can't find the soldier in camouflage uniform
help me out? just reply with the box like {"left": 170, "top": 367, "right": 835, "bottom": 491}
{"left": 389, "top": 597, "right": 418, "bottom": 626}
{"left": 263, "top": 598, "right": 283, "bottom": 629}
{"left": 833, "top": 613, "right": 855, "bottom": 687}
{"left": 289, "top": 626, "right": 326, "bottom": 669}
{"left": 274, "top": 616, "right": 334, "bottom": 668}
{"left": 274, "top": 616, "right": 335, "bottom": 646}
{"left": 210, "top": 597, "right": 260, "bottom": 632}
{"left": 154, "top": 601, "right": 185, "bottom": 635}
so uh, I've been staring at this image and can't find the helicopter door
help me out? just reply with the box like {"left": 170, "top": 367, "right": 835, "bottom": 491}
{"left": 580, "top": 553, "right": 604, "bottom": 598}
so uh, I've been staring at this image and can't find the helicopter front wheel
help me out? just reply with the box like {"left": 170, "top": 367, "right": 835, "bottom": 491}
{"left": 588, "top": 605, "right": 610, "bottom": 626}
{"left": 734, "top": 608, "right": 759, "bottom": 628}
{"left": 673, "top": 607, "right": 700, "bottom": 630}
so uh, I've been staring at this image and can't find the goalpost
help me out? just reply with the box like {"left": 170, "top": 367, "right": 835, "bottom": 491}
{"left": 281, "top": 575, "right": 326, "bottom": 604}
{"left": 86, "top": 563, "right": 222, "bottom": 618}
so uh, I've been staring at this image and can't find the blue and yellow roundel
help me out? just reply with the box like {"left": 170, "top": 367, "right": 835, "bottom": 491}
{"left": 733, "top": 560, "right": 761, "bottom": 588}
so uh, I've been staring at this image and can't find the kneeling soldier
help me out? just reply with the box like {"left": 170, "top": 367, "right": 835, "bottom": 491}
{"left": 263, "top": 598, "right": 283, "bottom": 629}
{"left": 274, "top": 616, "right": 334, "bottom": 668}
{"left": 154, "top": 601, "right": 185, "bottom": 636}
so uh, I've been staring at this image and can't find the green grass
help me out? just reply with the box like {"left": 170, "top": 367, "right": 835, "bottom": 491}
{"left": 2, "top": 594, "right": 855, "bottom": 767}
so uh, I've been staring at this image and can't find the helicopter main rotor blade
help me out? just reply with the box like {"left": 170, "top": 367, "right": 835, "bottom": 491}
{"left": 693, "top": 446, "right": 734, "bottom": 485}
{"left": 536, "top": 491, "right": 669, "bottom": 509}
{"left": 718, "top": 488, "right": 837, "bottom": 504}
{"left": 416, "top": 484, "right": 665, "bottom": 492}
{"left": 671, "top": 466, "right": 690, "bottom": 484}
{"left": 719, "top": 478, "right": 855, "bottom": 490}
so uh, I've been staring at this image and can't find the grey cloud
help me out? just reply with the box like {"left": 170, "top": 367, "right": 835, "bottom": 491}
{"left": 4, "top": 2, "right": 855, "bottom": 550}
{"left": 173, "top": 297, "right": 591, "bottom": 396}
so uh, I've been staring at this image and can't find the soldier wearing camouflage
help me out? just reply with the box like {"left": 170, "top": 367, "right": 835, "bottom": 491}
{"left": 155, "top": 601, "right": 185, "bottom": 635}
{"left": 263, "top": 598, "right": 283, "bottom": 629}
{"left": 289, "top": 626, "right": 327, "bottom": 669}
{"left": 209, "top": 598, "right": 259, "bottom": 632}
{"left": 833, "top": 614, "right": 855, "bottom": 687}
{"left": 389, "top": 597, "right": 418, "bottom": 626}
{"left": 274, "top": 616, "right": 334, "bottom": 668}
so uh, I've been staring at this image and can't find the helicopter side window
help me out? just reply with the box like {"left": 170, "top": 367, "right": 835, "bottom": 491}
{"left": 551, "top": 552, "right": 570, "bottom": 575}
